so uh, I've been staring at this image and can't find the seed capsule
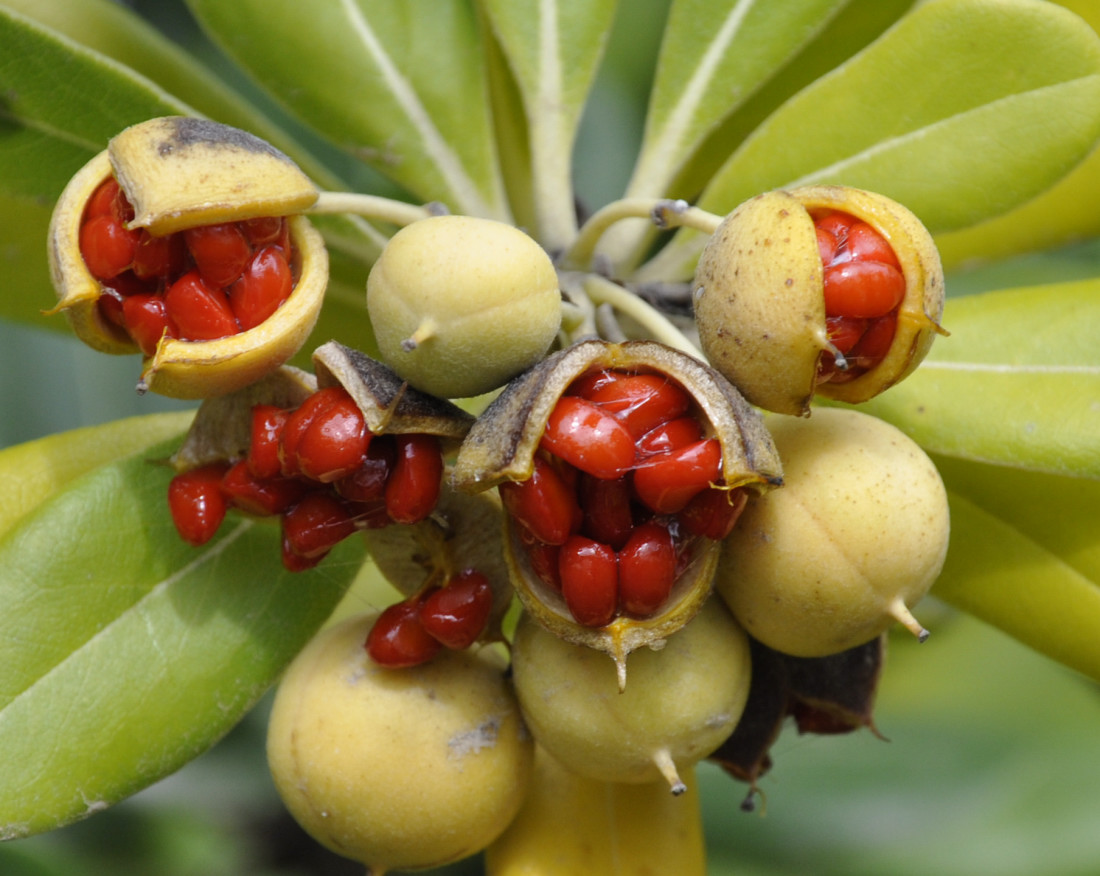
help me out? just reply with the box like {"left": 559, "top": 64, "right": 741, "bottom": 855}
{"left": 453, "top": 338, "right": 781, "bottom": 687}
{"left": 693, "top": 185, "right": 945, "bottom": 416}
{"left": 47, "top": 117, "right": 326, "bottom": 399}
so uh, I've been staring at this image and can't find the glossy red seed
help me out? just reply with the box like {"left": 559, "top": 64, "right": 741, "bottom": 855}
{"left": 815, "top": 226, "right": 838, "bottom": 265}
{"left": 540, "top": 395, "right": 635, "bottom": 480}
{"left": 578, "top": 473, "right": 634, "bottom": 550}
{"left": 845, "top": 221, "right": 901, "bottom": 269}
{"left": 97, "top": 288, "right": 126, "bottom": 331}
{"left": 679, "top": 486, "right": 748, "bottom": 540}
{"left": 813, "top": 210, "right": 853, "bottom": 243}
{"left": 80, "top": 213, "right": 140, "bottom": 280}
{"left": 366, "top": 599, "right": 442, "bottom": 668}
{"left": 247, "top": 404, "right": 289, "bottom": 479}
{"left": 122, "top": 293, "right": 175, "bottom": 355}
{"left": 85, "top": 178, "right": 120, "bottom": 221}
{"left": 583, "top": 372, "right": 691, "bottom": 438}
{"left": 132, "top": 230, "right": 187, "bottom": 281}
{"left": 635, "top": 415, "right": 703, "bottom": 457}
{"left": 559, "top": 535, "right": 618, "bottom": 628}
{"left": 420, "top": 570, "right": 494, "bottom": 650}
{"left": 240, "top": 216, "right": 286, "bottom": 247}
{"left": 164, "top": 270, "right": 240, "bottom": 340}
{"left": 633, "top": 438, "right": 722, "bottom": 514}
{"left": 334, "top": 436, "right": 396, "bottom": 503}
{"left": 523, "top": 534, "right": 563, "bottom": 593}
{"left": 281, "top": 492, "right": 357, "bottom": 560}
{"left": 385, "top": 433, "right": 443, "bottom": 524}
{"left": 183, "top": 222, "right": 252, "bottom": 288}
{"left": 294, "top": 388, "right": 371, "bottom": 483}
{"left": 822, "top": 260, "right": 905, "bottom": 319}
{"left": 279, "top": 387, "right": 343, "bottom": 478}
{"left": 618, "top": 521, "right": 676, "bottom": 618}
{"left": 220, "top": 460, "right": 309, "bottom": 516}
{"left": 847, "top": 313, "right": 897, "bottom": 366}
{"left": 499, "top": 455, "right": 581, "bottom": 546}
{"left": 229, "top": 245, "right": 294, "bottom": 331}
{"left": 167, "top": 462, "right": 229, "bottom": 546}
{"left": 825, "top": 315, "right": 869, "bottom": 355}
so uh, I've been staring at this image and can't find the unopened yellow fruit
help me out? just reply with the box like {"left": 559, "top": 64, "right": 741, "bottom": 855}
{"left": 366, "top": 214, "right": 562, "bottom": 398}
{"left": 266, "top": 613, "right": 533, "bottom": 873}
{"left": 716, "top": 407, "right": 950, "bottom": 657}
{"left": 510, "top": 598, "right": 751, "bottom": 793}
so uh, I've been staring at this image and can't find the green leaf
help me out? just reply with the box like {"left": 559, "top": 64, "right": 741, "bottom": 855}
{"left": 0, "top": 0, "right": 320, "bottom": 178}
{"left": 853, "top": 280, "right": 1100, "bottom": 479}
{"left": 0, "top": 411, "right": 194, "bottom": 540}
{"left": 481, "top": 0, "right": 618, "bottom": 249}
{"left": 0, "top": 438, "right": 363, "bottom": 839}
{"left": 933, "top": 473, "right": 1100, "bottom": 682}
{"left": 637, "top": 0, "right": 1100, "bottom": 281}
{"left": 186, "top": 0, "right": 510, "bottom": 219}
{"left": 629, "top": 0, "right": 848, "bottom": 200}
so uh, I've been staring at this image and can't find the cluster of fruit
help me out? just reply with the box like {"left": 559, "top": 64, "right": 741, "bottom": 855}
{"left": 48, "top": 119, "right": 951, "bottom": 875}
{"left": 80, "top": 174, "right": 296, "bottom": 355}
{"left": 165, "top": 383, "right": 444, "bottom": 570}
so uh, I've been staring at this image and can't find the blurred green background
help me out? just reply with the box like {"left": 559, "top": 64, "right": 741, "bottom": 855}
{"left": 2, "top": 0, "right": 1099, "bottom": 873}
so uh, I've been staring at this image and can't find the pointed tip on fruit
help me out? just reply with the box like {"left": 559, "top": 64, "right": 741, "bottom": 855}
{"left": 652, "top": 748, "right": 686, "bottom": 795}
{"left": 401, "top": 319, "right": 437, "bottom": 352}
{"left": 888, "top": 597, "right": 929, "bottom": 642}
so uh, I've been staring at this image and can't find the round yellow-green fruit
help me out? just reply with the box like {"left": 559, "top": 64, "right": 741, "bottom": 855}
{"left": 716, "top": 407, "right": 949, "bottom": 657}
{"left": 366, "top": 214, "right": 562, "bottom": 398}
{"left": 510, "top": 598, "right": 751, "bottom": 793}
{"left": 266, "top": 613, "right": 534, "bottom": 872}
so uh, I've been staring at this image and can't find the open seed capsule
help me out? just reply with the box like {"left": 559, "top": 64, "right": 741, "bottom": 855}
{"left": 693, "top": 185, "right": 945, "bottom": 416}
{"left": 167, "top": 342, "right": 475, "bottom": 570}
{"left": 47, "top": 117, "right": 326, "bottom": 399}
{"left": 453, "top": 338, "right": 781, "bottom": 688}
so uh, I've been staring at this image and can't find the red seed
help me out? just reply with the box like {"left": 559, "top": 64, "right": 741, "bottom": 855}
{"left": 294, "top": 387, "right": 371, "bottom": 483}
{"left": 122, "top": 293, "right": 176, "bottom": 355}
{"left": 80, "top": 213, "right": 140, "bottom": 280}
{"left": 281, "top": 492, "right": 356, "bottom": 560}
{"left": 279, "top": 387, "right": 344, "bottom": 478}
{"left": 84, "top": 178, "right": 121, "bottom": 222}
{"left": 815, "top": 226, "right": 839, "bottom": 265}
{"left": 618, "top": 521, "right": 677, "bottom": 618}
{"left": 823, "top": 260, "right": 905, "bottom": 319}
{"left": 583, "top": 372, "right": 691, "bottom": 438}
{"left": 633, "top": 438, "right": 722, "bottom": 514}
{"left": 248, "top": 404, "right": 289, "bottom": 480}
{"left": 183, "top": 222, "right": 253, "bottom": 288}
{"left": 578, "top": 473, "right": 634, "bottom": 550}
{"left": 845, "top": 221, "right": 901, "bottom": 269}
{"left": 334, "top": 436, "right": 396, "bottom": 503}
{"left": 540, "top": 395, "right": 635, "bottom": 480}
{"left": 499, "top": 455, "right": 581, "bottom": 546}
{"left": 167, "top": 462, "right": 229, "bottom": 546}
{"left": 522, "top": 533, "right": 563, "bottom": 593}
{"left": 566, "top": 368, "right": 621, "bottom": 399}
{"left": 825, "top": 315, "right": 869, "bottom": 355}
{"left": 635, "top": 415, "right": 703, "bottom": 457}
{"left": 847, "top": 313, "right": 898, "bottom": 367}
{"left": 559, "top": 535, "right": 618, "bottom": 628}
{"left": 132, "top": 230, "right": 187, "bottom": 281}
{"left": 229, "top": 245, "right": 294, "bottom": 331}
{"left": 220, "top": 460, "right": 309, "bottom": 516}
{"left": 385, "top": 433, "right": 443, "bottom": 524}
{"left": 366, "top": 598, "right": 442, "bottom": 668}
{"left": 420, "top": 570, "right": 494, "bottom": 650}
{"left": 240, "top": 216, "right": 286, "bottom": 247}
{"left": 679, "top": 486, "right": 748, "bottom": 541}
{"left": 813, "top": 210, "right": 853, "bottom": 244}
{"left": 164, "top": 270, "right": 239, "bottom": 340}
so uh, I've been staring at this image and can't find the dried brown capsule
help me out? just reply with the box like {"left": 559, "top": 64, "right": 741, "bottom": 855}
{"left": 47, "top": 117, "right": 326, "bottom": 399}
{"left": 693, "top": 185, "right": 945, "bottom": 416}
{"left": 453, "top": 338, "right": 781, "bottom": 687}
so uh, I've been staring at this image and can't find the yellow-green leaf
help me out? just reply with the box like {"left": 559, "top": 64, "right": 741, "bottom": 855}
{"left": 0, "top": 439, "right": 362, "bottom": 838}
{"left": 854, "top": 280, "right": 1100, "bottom": 478}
